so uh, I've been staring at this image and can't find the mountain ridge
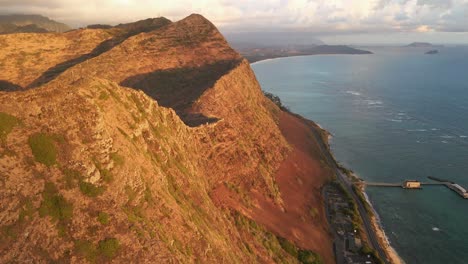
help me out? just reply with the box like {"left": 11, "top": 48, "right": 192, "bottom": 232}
{"left": 0, "top": 14, "right": 70, "bottom": 34}
{"left": 0, "top": 14, "right": 334, "bottom": 263}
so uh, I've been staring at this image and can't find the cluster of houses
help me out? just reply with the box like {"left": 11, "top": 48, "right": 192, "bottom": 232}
{"left": 325, "top": 184, "right": 375, "bottom": 264}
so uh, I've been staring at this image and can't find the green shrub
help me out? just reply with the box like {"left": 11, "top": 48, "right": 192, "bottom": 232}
{"left": 75, "top": 240, "right": 98, "bottom": 262}
{"left": 298, "top": 250, "right": 323, "bottom": 264}
{"left": 277, "top": 236, "right": 323, "bottom": 264}
{"left": 98, "top": 238, "right": 120, "bottom": 258}
{"left": 57, "top": 223, "right": 67, "bottom": 237}
{"left": 28, "top": 133, "right": 57, "bottom": 166}
{"left": 100, "top": 169, "right": 113, "bottom": 183}
{"left": 110, "top": 152, "right": 124, "bottom": 166}
{"left": 18, "top": 199, "right": 34, "bottom": 223}
{"left": 75, "top": 238, "right": 120, "bottom": 261}
{"left": 0, "top": 112, "right": 18, "bottom": 142}
{"left": 263, "top": 91, "right": 289, "bottom": 111}
{"left": 360, "top": 245, "right": 384, "bottom": 264}
{"left": 97, "top": 212, "right": 109, "bottom": 225}
{"left": 93, "top": 159, "right": 114, "bottom": 183}
{"left": 98, "top": 91, "right": 109, "bottom": 100}
{"left": 310, "top": 207, "right": 319, "bottom": 218}
{"left": 39, "top": 182, "right": 73, "bottom": 221}
{"left": 278, "top": 236, "right": 298, "bottom": 257}
{"left": 62, "top": 169, "right": 82, "bottom": 189}
{"left": 79, "top": 181, "right": 105, "bottom": 197}
{"left": 1, "top": 224, "right": 19, "bottom": 239}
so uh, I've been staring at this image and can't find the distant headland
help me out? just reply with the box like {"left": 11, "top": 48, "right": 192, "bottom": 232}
{"left": 233, "top": 44, "right": 373, "bottom": 63}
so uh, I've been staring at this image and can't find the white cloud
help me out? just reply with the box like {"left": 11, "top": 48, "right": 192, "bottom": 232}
{"left": 1, "top": 0, "right": 467, "bottom": 34}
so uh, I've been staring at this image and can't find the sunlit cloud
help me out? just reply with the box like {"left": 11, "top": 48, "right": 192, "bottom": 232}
{"left": 1, "top": 0, "right": 467, "bottom": 43}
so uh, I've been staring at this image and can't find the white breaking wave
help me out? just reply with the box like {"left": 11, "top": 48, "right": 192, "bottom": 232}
{"left": 441, "top": 135, "right": 455, "bottom": 139}
{"left": 346, "top": 91, "right": 361, "bottom": 96}
{"left": 316, "top": 71, "right": 330, "bottom": 75}
{"left": 366, "top": 100, "right": 383, "bottom": 105}
{"left": 407, "top": 129, "right": 427, "bottom": 132}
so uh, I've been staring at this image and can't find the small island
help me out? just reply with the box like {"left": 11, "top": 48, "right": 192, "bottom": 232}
{"left": 425, "top": 49, "right": 439, "bottom": 55}
{"left": 405, "top": 42, "right": 443, "bottom": 48}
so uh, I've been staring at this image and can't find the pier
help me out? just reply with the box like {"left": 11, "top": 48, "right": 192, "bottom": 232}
{"left": 363, "top": 177, "right": 468, "bottom": 199}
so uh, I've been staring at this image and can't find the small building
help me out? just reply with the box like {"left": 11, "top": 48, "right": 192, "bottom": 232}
{"left": 346, "top": 234, "right": 362, "bottom": 253}
{"left": 403, "top": 180, "right": 421, "bottom": 189}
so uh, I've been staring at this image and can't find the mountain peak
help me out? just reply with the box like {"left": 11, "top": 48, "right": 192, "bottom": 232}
{"left": 178, "top": 13, "right": 217, "bottom": 30}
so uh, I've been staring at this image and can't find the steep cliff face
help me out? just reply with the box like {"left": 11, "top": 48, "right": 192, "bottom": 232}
{"left": 0, "top": 14, "right": 333, "bottom": 263}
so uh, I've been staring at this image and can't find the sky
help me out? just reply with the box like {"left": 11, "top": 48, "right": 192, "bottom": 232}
{"left": 1, "top": 0, "right": 468, "bottom": 44}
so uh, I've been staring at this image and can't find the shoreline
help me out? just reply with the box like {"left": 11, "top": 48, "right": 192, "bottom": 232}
{"left": 250, "top": 52, "right": 373, "bottom": 65}
{"left": 257, "top": 60, "right": 401, "bottom": 263}
{"left": 311, "top": 119, "right": 404, "bottom": 264}
{"left": 363, "top": 189, "right": 405, "bottom": 264}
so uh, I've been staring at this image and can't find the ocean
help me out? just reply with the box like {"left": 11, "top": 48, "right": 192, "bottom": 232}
{"left": 251, "top": 47, "right": 468, "bottom": 264}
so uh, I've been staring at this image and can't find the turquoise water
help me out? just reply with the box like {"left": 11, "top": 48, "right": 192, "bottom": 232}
{"left": 251, "top": 47, "right": 468, "bottom": 264}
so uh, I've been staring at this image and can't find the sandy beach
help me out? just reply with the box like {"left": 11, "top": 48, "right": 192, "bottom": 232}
{"left": 368, "top": 208, "right": 405, "bottom": 264}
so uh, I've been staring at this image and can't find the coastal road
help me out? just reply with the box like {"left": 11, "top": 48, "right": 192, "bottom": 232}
{"left": 335, "top": 170, "right": 389, "bottom": 264}
{"left": 306, "top": 119, "right": 390, "bottom": 264}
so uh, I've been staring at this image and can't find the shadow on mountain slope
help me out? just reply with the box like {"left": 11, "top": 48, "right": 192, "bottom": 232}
{"left": 121, "top": 59, "right": 242, "bottom": 127}
{"left": 0, "top": 80, "right": 23, "bottom": 92}
{"left": 26, "top": 18, "right": 171, "bottom": 89}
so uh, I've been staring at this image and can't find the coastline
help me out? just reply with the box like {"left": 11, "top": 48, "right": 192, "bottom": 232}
{"left": 255, "top": 56, "right": 402, "bottom": 264}
{"left": 368, "top": 204, "right": 404, "bottom": 264}
{"left": 249, "top": 52, "right": 373, "bottom": 65}
{"left": 307, "top": 117, "right": 404, "bottom": 264}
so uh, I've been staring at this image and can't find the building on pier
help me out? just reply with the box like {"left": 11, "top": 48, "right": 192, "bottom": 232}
{"left": 402, "top": 180, "right": 421, "bottom": 189}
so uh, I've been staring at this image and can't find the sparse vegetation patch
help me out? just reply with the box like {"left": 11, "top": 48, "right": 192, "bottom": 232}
{"left": 75, "top": 237, "right": 120, "bottom": 261}
{"left": 39, "top": 182, "right": 73, "bottom": 222}
{"left": 62, "top": 168, "right": 82, "bottom": 189}
{"left": 75, "top": 240, "right": 98, "bottom": 262}
{"left": 97, "top": 212, "right": 110, "bottom": 225}
{"left": 79, "top": 181, "right": 105, "bottom": 197}
{"left": 0, "top": 112, "right": 19, "bottom": 142}
{"left": 28, "top": 133, "right": 58, "bottom": 166}
{"left": 93, "top": 159, "right": 114, "bottom": 183}
{"left": 98, "top": 238, "right": 120, "bottom": 258}
{"left": 98, "top": 91, "right": 109, "bottom": 100}
{"left": 298, "top": 249, "right": 323, "bottom": 264}
{"left": 110, "top": 152, "right": 125, "bottom": 166}
{"left": 263, "top": 91, "right": 289, "bottom": 111}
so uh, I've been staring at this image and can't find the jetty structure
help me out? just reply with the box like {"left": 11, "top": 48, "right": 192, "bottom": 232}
{"left": 447, "top": 184, "right": 468, "bottom": 198}
{"left": 364, "top": 177, "right": 468, "bottom": 199}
